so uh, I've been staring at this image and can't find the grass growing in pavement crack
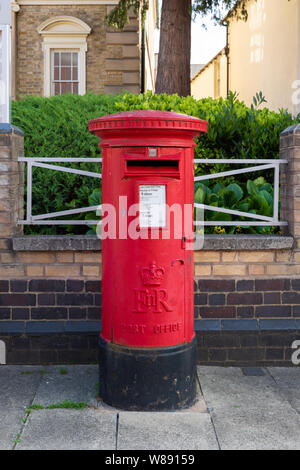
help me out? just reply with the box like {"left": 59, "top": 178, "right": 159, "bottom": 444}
{"left": 47, "top": 400, "right": 86, "bottom": 409}
{"left": 14, "top": 433, "right": 21, "bottom": 444}
{"left": 59, "top": 368, "right": 68, "bottom": 375}
{"left": 14, "top": 399, "right": 87, "bottom": 447}
{"left": 26, "top": 404, "right": 44, "bottom": 411}
{"left": 15, "top": 397, "right": 87, "bottom": 446}
{"left": 20, "top": 370, "right": 47, "bottom": 375}
{"left": 26, "top": 401, "right": 87, "bottom": 411}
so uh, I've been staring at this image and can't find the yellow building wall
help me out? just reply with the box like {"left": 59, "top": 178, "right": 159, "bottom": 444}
{"left": 191, "top": 52, "right": 227, "bottom": 100}
{"left": 191, "top": 61, "right": 215, "bottom": 99}
{"left": 229, "top": 0, "right": 300, "bottom": 114}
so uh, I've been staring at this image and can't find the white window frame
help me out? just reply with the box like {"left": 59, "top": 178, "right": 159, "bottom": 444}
{"left": 51, "top": 49, "right": 80, "bottom": 96}
{"left": 38, "top": 16, "right": 91, "bottom": 97}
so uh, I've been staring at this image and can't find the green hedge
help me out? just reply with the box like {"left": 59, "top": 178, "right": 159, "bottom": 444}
{"left": 11, "top": 91, "right": 296, "bottom": 235}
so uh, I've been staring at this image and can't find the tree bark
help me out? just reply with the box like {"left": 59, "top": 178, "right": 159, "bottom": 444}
{"left": 155, "top": 0, "right": 191, "bottom": 96}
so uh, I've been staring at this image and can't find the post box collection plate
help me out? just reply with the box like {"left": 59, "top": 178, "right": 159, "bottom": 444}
{"left": 89, "top": 110, "right": 208, "bottom": 410}
{"left": 139, "top": 184, "right": 166, "bottom": 228}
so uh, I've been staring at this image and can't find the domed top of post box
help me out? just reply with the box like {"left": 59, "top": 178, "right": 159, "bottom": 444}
{"left": 88, "top": 110, "right": 208, "bottom": 147}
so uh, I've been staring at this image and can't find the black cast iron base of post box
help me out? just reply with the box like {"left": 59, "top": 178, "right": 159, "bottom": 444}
{"left": 98, "top": 336, "right": 197, "bottom": 411}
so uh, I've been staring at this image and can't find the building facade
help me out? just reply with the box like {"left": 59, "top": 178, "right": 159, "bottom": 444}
{"left": 191, "top": 48, "right": 227, "bottom": 101}
{"left": 191, "top": 0, "right": 300, "bottom": 115}
{"left": 10, "top": 0, "right": 158, "bottom": 99}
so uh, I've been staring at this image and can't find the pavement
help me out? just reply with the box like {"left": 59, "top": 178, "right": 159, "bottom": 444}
{"left": 1, "top": 364, "right": 300, "bottom": 450}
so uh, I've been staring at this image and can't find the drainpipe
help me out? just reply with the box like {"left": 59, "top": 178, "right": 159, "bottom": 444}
{"left": 224, "top": 21, "right": 230, "bottom": 98}
{"left": 141, "top": 21, "right": 145, "bottom": 93}
{"left": 11, "top": 2, "right": 20, "bottom": 101}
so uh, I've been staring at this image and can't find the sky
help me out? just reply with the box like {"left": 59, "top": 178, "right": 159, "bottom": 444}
{"left": 191, "top": 15, "right": 227, "bottom": 65}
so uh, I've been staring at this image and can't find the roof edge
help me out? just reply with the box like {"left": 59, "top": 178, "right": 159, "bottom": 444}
{"left": 191, "top": 47, "right": 227, "bottom": 83}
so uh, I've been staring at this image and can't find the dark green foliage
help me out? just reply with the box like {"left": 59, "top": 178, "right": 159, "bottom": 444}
{"left": 195, "top": 176, "right": 278, "bottom": 234}
{"left": 11, "top": 91, "right": 296, "bottom": 235}
{"left": 85, "top": 188, "right": 102, "bottom": 235}
{"left": 106, "top": 0, "right": 249, "bottom": 30}
{"left": 105, "top": 0, "right": 149, "bottom": 29}
{"left": 11, "top": 93, "right": 117, "bottom": 234}
{"left": 115, "top": 90, "right": 294, "bottom": 163}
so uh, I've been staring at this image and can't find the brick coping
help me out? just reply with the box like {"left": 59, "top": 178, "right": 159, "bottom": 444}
{"left": 12, "top": 235, "right": 294, "bottom": 251}
{"left": 0, "top": 123, "right": 24, "bottom": 136}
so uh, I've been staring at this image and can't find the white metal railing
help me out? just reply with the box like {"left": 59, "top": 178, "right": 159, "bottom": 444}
{"left": 194, "top": 159, "right": 288, "bottom": 227}
{"left": 18, "top": 157, "right": 288, "bottom": 228}
{"left": 18, "top": 157, "right": 102, "bottom": 225}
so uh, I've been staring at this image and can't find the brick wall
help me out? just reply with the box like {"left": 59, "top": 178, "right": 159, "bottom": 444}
{"left": 1, "top": 248, "right": 300, "bottom": 280}
{"left": 194, "top": 279, "right": 295, "bottom": 320}
{"left": 0, "top": 279, "right": 100, "bottom": 321}
{"left": 0, "top": 250, "right": 101, "bottom": 279}
{"left": 1, "top": 237, "right": 300, "bottom": 280}
{"left": 196, "top": 330, "right": 300, "bottom": 367}
{"left": 16, "top": 4, "right": 140, "bottom": 96}
{"left": 1, "top": 124, "right": 300, "bottom": 365}
{"left": 194, "top": 249, "right": 299, "bottom": 277}
{"left": 1, "top": 276, "right": 300, "bottom": 366}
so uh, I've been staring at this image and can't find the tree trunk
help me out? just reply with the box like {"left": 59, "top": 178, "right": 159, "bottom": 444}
{"left": 155, "top": 0, "right": 191, "bottom": 96}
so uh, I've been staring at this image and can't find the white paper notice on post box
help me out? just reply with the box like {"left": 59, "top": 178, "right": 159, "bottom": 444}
{"left": 139, "top": 185, "right": 166, "bottom": 228}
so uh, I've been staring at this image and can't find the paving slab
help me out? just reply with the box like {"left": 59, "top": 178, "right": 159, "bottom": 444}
{"left": 16, "top": 409, "right": 117, "bottom": 450}
{"left": 197, "top": 366, "right": 300, "bottom": 450}
{"left": 198, "top": 366, "right": 283, "bottom": 409}
{"left": 32, "top": 365, "right": 98, "bottom": 407}
{"left": 117, "top": 412, "right": 218, "bottom": 450}
{"left": 2, "top": 365, "right": 300, "bottom": 451}
{"left": 0, "top": 366, "right": 42, "bottom": 450}
{"left": 268, "top": 367, "right": 300, "bottom": 414}
{"left": 0, "top": 409, "right": 30, "bottom": 450}
{"left": 206, "top": 407, "right": 300, "bottom": 450}
{"left": 0, "top": 365, "right": 42, "bottom": 407}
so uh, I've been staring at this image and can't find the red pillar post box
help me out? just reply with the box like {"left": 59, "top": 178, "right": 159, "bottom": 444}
{"left": 89, "top": 110, "right": 208, "bottom": 410}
